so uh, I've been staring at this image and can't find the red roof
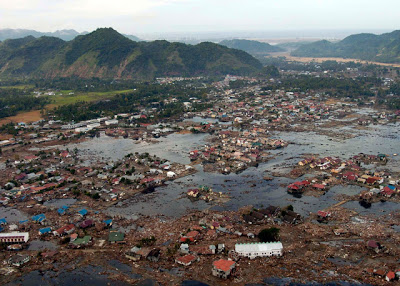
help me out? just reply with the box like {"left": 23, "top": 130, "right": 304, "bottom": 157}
{"left": 294, "top": 180, "right": 310, "bottom": 186}
{"left": 347, "top": 174, "right": 357, "bottom": 181}
{"left": 343, "top": 171, "right": 357, "bottom": 177}
{"left": 374, "top": 269, "right": 386, "bottom": 276}
{"left": 176, "top": 255, "right": 197, "bottom": 265}
{"left": 367, "top": 240, "right": 379, "bottom": 248}
{"left": 386, "top": 271, "right": 395, "bottom": 280}
{"left": 60, "top": 151, "right": 69, "bottom": 158}
{"left": 80, "top": 219, "right": 93, "bottom": 228}
{"left": 31, "top": 186, "right": 46, "bottom": 192}
{"left": 317, "top": 211, "right": 330, "bottom": 218}
{"left": 381, "top": 188, "right": 395, "bottom": 197}
{"left": 15, "top": 173, "right": 27, "bottom": 180}
{"left": 313, "top": 184, "right": 326, "bottom": 190}
{"left": 213, "top": 259, "right": 235, "bottom": 272}
{"left": 43, "top": 183, "right": 57, "bottom": 189}
{"left": 212, "top": 222, "right": 220, "bottom": 228}
{"left": 65, "top": 224, "right": 75, "bottom": 231}
{"left": 191, "top": 225, "right": 203, "bottom": 231}
{"left": 180, "top": 236, "right": 194, "bottom": 242}
{"left": 24, "top": 155, "right": 38, "bottom": 160}
{"left": 140, "top": 178, "right": 155, "bottom": 184}
{"left": 186, "top": 231, "right": 200, "bottom": 238}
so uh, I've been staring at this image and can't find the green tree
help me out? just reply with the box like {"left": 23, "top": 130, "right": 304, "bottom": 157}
{"left": 264, "top": 65, "right": 280, "bottom": 77}
{"left": 92, "top": 193, "right": 100, "bottom": 200}
{"left": 258, "top": 227, "right": 280, "bottom": 242}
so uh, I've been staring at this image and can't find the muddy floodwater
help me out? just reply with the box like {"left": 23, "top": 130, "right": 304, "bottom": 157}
{"left": 0, "top": 208, "right": 28, "bottom": 223}
{"left": 27, "top": 240, "right": 59, "bottom": 251}
{"left": 43, "top": 198, "right": 77, "bottom": 208}
{"left": 5, "top": 265, "right": 132, "bottom": 286}
{"left": 62, "top": 122, "right": 400, "bottom": 219}
{"left": 68, "top": 132, "right": 208, "bottom": 165}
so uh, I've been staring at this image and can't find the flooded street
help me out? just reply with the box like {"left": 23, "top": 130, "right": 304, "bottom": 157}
{"left": 27, "top": 240, "right": 59, "bottom": 251}
{"left": 43, "top": 199, "right": 77, "bottom": 208}
{"left": 67, "top": 132, "right": 209, "bottom": 164}
{"left": 5, "top": 265, "right": 132, "bottom": 286}
{"left": 64, "top": 122, "right": 400, "bottom": 218}
{"left": 0, "top": 208, "right": 29, "bottom": 223}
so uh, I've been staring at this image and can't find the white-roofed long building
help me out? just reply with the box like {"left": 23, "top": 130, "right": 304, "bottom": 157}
{"left": 235, "top": 242, "right": 283, "bottom": 259}
{"left": 0, "top": 232, "right": 30, "bottom": 244}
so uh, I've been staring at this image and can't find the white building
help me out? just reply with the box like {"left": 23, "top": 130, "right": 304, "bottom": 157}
{"left": 87, "top": 123, "right": 101, "bottom": 129}
{"left": 105, "top": 119, "right": 119, "bottom": 126}
{"left": 75, "top": 123, "right": 101, "bottom": 133}
{"left": 75, "top": 127, "right": 92, "bottom": 133}
{"left": 61, "top": 122, "right": 86, "bottom": 130}
{"left": 0, "top": 140, "right": 12, "bottom": 147}
{"left": 96, "top": 117, "right": 109, "bottom": 122}
{"left": 0, "top": 232, "right": 30, "bottom": 244}
{"left": 235, "top": 242, "right": 283, "bottom": 259}
{"left": 166, "top": 171, "right": 176, "bottom": 178}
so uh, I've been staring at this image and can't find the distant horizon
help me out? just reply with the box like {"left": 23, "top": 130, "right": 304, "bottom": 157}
{"left": 0, "top": 0, "right": 399, "bottom": 36}
{"left": 0, "top": 27, "right": 396, "bottom": 42}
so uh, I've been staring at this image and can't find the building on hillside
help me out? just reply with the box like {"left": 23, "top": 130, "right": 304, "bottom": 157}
{"left": 235, "top": 242, "right": 283, "bottom": 259}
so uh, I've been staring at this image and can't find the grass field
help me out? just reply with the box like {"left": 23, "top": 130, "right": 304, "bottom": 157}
{"left": 0, "top": 89, "right": 136, "bottom": 125}
{"left": 0, "top": 85, "right": 35, "bottom": 90}
{"left": 0, "top": 110, "right": 43, "bottom": 125}
{"left": 50, "top": 89, "right": 136, "bottom": 107}
{"left": 270, "top": 52, "right": 400, "bottom": 68}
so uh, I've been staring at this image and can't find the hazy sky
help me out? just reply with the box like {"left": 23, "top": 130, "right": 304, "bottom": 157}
{"left": 0, "top": 0, "right": 399, "bottom": 35}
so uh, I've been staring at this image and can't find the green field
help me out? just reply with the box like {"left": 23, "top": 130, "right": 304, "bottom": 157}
{"left": 49, "top": 89, "right": 135, "bottom": 107}
{"left": 0, "top": 85, "right": 35, "bottom": 90}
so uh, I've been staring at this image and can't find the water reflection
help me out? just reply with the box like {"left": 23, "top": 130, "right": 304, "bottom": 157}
{"left": 6, "top": 266, "right": 131, "bottom": 286}
{"left": 63, "top": 122, "right": 400, "bottom": 218}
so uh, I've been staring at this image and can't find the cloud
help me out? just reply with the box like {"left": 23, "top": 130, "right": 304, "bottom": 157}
{"left": 0, "top": 0, "right": 398, "bottom": 34}
{"left": 0, "top": 0, "right": 193, "bottom": 31}
{"left": 0, "top": 1, "right": 45, "bottom": 10}
{"left": 0, "top": 0, "right": 190, "bottom": 15}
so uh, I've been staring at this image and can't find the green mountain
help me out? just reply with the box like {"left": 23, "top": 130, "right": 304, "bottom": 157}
{"left": 219, "top": 39, "right": 284, "bottom": 55}
{"left": 0, "top": 28, "right": 262, "bottom": 80}
{"left": 276, "top": 41, "right": 316, "bottom": 52}
{"left": 0, "top": 29, "right": 87, "bottom": 41}
{"left": 291, "top": 30, "right": 400, "bottom": 63}
{"left": 0, "top": 28, "right": 141, "bottom": 42}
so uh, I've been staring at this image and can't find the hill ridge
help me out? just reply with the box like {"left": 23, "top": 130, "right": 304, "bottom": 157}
{"left": 291, "top": 30, "right": 400, "bottom": 63}
{"left": 219, "top": 39, "right": 284, "bottom": 55}
{"left": 0, "top": 28, "right": 263, "bottom": 80}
